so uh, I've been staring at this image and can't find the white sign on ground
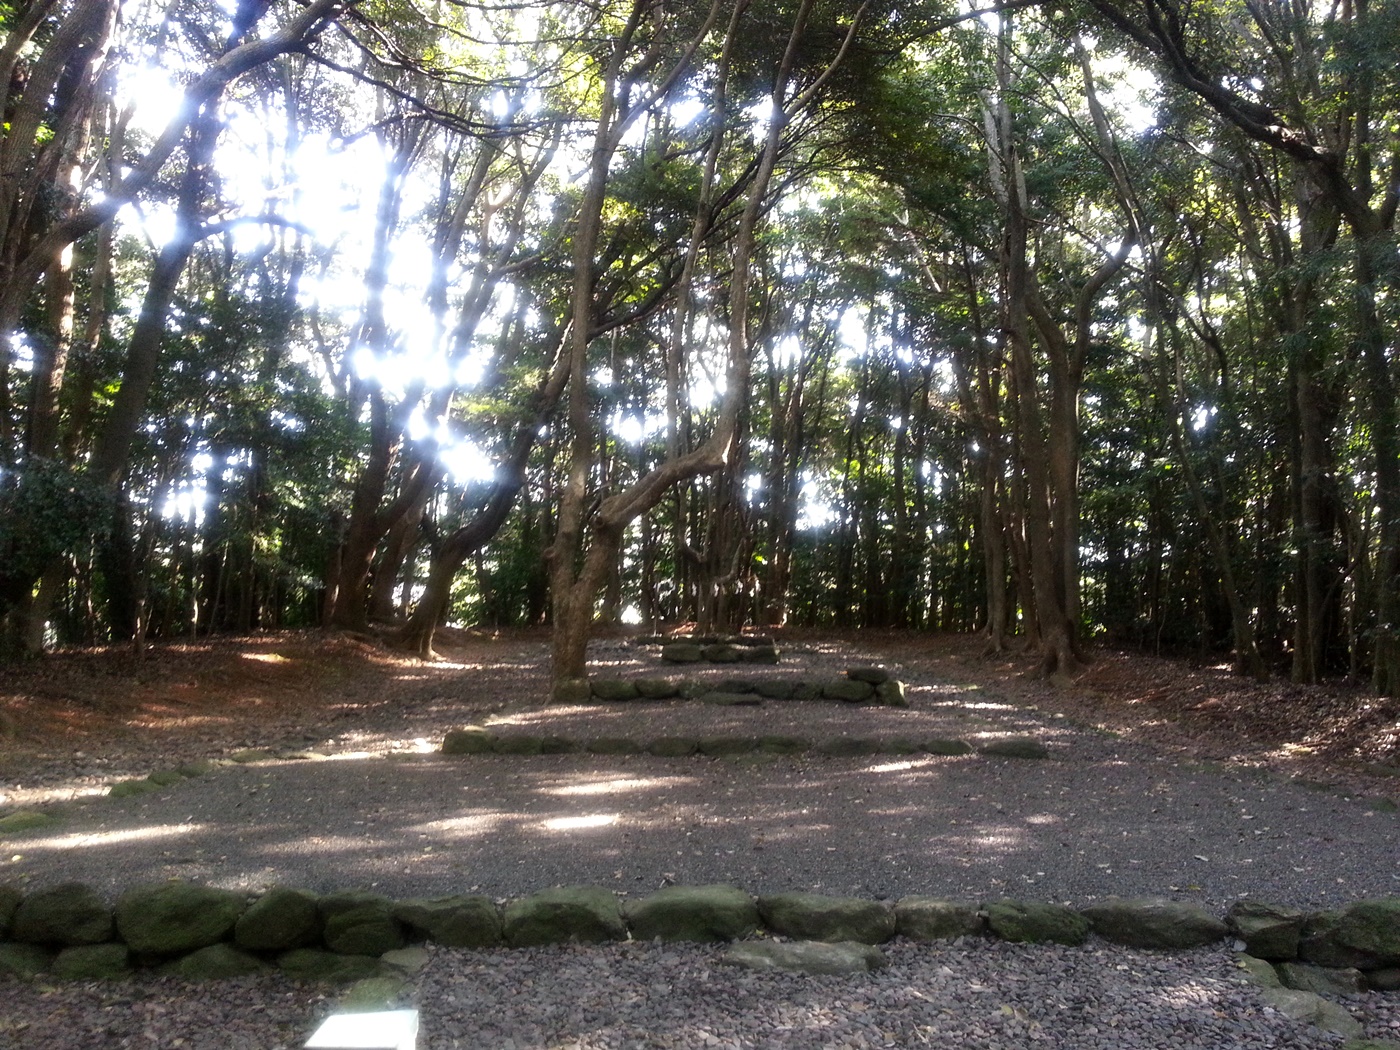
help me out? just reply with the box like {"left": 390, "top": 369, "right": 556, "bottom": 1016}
{"left": 304, "top": 1009, "right": 419, "bottom": 1050}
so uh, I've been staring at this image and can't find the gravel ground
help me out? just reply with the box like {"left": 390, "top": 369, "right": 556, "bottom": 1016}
{"left": 3, "top": 635, "right": 1398, "bottom": 1048}
{"left": 4, "top": 939, "right": 1399, "bottom": 1049}
{"left": 3, "top": 639, "right": 1396, "bottom": 906}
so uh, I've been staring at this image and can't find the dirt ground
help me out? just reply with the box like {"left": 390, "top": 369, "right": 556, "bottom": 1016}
{"left": 1, "top": 627, "right": 1398, "bottom": 792}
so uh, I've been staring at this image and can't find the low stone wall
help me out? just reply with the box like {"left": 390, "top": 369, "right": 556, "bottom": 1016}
{"left": 441, "top": 725, "right": 1051, "bottom": 760}
{"left": 631, "top": 634, "right": 780, "bottom": 666}
{"left": 3, "top": 880, "right": 1398, "bottom": 1014}
{"left": 552, "top": 666, "right": 906, "bottom": 705}
{"left": 659, "top": 641, "right": 780, "bottom": 665}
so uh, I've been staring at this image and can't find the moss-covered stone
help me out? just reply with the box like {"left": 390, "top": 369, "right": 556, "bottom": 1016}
{"left": 757, "top": 735, "right": 810, "bottom": 755}
{"left": 540, "top": 735, "right": 581, "bottom": 755}
{"left": 1227, "top": 900, "right": 1305, "bottom": 960}
{"left": 51, "top": 943, "right": 131, "bottom": 980}
{"left": 229, "top": 749, "right": 274, "bottom": 764}
{"left": 160, "top": 943, "right": 268, "bottom": 980}
{"left": 978, "top": 738, "right": 1050, "bottom": 759}
{"left": 234, "top": 887, "right": 321, "bottom": 952}
{"left": 701, "top": 644, "right": 743, "bottom": 663}
{"left": 882, "top": 736, "right": 924, "bottom": 754}
{"left": 441, "top": 726, "right": 496, "bottom": 755}
{"left": 660, "top": 643, "right": 705, "bottom": 664}
{"left": 394, "top": 895, "right": 501, "bottom": 948}
{"left": 645, "top": 736, "right": 699, "bottom": 757}
{"left": 1368, "top": 968, "right": 1400, "bottom": 992}
{"left": 822, "top": 680, "right": 875, "bottom": 703}
{"left": 492, "top": 735, "right": 544, "bottom": 756}
{"left": 816, "top": 737, "right": 883, "bottom": 757}
{"left": 115, "top": 882, "right": 247, "bottom": 955}
{"left": 1278, "top": 961, "right": 1367, "bottom": 996}
{"left": 146, "top": 769, "right": 188, "bottom": 787}
{"left": 11, "top": 882, "right": 113, "bottom": 946}
{"left": 1236, "top": 954, "right": 1283, "bottom": 988}
{"left": 380, "top": 947, "right": 431, "bottom": 974}
{"left": 1080, "top": 898, "right": 1227, "bottom": 949}
{"left": 698, "top": 736, "right": 759, "bottom": 756}
{"left": 0, "top": 942, "right": 53, "bottom": 979}
{"left": 698, "top": 692, "right": 761, "bottom": 707}
{"left": 740, "top": 645, "right": 780, "bottom": 664}
{"left": 625, "top": 885, "right": 758, "bottom": 943}
{"left": 846, "top": 667, "right": 890, "bottom": 685}
{"left": 591, "top": 679, "right": 641, "bottom": 702}
{"left": 754, "top": 680, "right": 798, "bottom": 700}
{"left": 718, "top": 678, "right": 761, "bottom": 694}
{"left": 337, "top": 975, "right": 410, "bottom": 1011}
{"left": 0, "top": 809, "right": 63, "bottom": 833}
{"left": 757, "top": 892, "right": 896, "bottom": 944}
{"left": 585, "top": 737, "right": 643, "bottom": 755}
{"left": 322, "top": 902, "right": 405, "bottom": 956}
{"left": 502, "top": 886, "right": 626, "bottom": 947}
{"left": 1332, "top": 898, "right": 1400, "bottom": 966}
{"left": 876, "top": 680, "right": 909, "bottom": 707}
{"left": 277, "top": 948, "right": 385, "bottom": 983}
{"left": 895, "top": 897, "right": 984, "bottom": 941}
{"left": 636, "top": 677, "right": 682, "bottom": 699}
{"left": 984, "top": 900, "right": 1089, "bottom": 945}
{"left": 108, "top": 778, "right": 160, "bottom": 798}
{"left": 921, "top": 738, "right": 975, "bottom": 756}
{"left": 1259, "top": 986, "right": 1364, "bottom": 1039}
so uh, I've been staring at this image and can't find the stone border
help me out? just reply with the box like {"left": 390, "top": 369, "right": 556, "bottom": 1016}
{"left": 552, "top": 666, "right": 906, "bottom": 705}
{"left": 441, "top": 726, "right": 1051, "bottom": 760}
{"left": 632, "top": 634, "right": 779, "bottom": 647}
{"left": 628, "top": 634, "right": 783, "bottom": 665}
{"left": 1, "top": 884, "right": 1398, "bottom": 995}
{"left": 3, "top": 882, "right": 1397, "bottom": 1041}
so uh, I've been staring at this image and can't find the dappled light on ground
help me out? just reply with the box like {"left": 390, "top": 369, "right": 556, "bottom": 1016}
{"left": 542, "top": 776, "right": 697, "bottom": 797}
{"left": 2, "top": 629, "right": 1397, "bottom": 912}
{"left": 540, "top": 814, "right": 619, "bottom": 831}
{"left": 16, "top": 823, "right": 208, "bottom": 851}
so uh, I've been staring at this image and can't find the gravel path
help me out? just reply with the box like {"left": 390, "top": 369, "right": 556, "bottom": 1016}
{"left": 4, "top": 639, "right": 1396, "bottom": 907}
{"left": 4, "top": 939, "right": 1400, "bottom": 1049}
{"left": 3, "top": 635, "right": 1398, "bottom": 1048}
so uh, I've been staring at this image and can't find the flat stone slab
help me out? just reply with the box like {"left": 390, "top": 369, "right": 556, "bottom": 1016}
{"left": 1259, "top": 985, "right": 1365, "bottom": 1039}
{"left": 721, "top": 940, "right": 887, "bottom": 975}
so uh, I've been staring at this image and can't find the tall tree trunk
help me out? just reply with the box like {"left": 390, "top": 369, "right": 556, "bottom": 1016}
{"left": 984, "top": 18, "right": 1079, "bottom": 676}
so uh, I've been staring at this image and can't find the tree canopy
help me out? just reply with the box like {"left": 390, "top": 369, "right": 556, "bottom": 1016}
{"left": 1, "top": 0, "right": 1397, "bottom": 694}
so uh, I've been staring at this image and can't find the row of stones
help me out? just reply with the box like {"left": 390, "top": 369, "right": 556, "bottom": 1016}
{"left": 551, "top": 666, "right": 906, "bottom": 706}
{"left": 4, "top": 881, "right": 1398, "bottom": 992}
{"left": 441, "top": 725, "right": 1049, "bottom": 760}
{"left": 659, "top": 641, "right": 780, "bottom": 664}
{"left": 632, "top": 635, "right": 777, "bottom": 647}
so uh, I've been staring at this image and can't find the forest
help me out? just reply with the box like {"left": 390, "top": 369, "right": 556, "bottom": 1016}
{"left": 0, "top": 0, "right": 1397, "bottom": 691}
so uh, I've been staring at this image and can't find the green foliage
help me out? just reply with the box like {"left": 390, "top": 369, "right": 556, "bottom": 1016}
{"left": 0, "top": 460, "right": 112, "bottom": 596}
